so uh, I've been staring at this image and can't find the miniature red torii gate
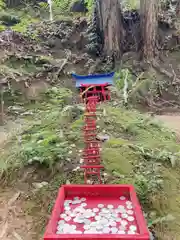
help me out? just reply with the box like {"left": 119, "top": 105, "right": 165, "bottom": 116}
{"left": 72, "top": 72, "right": 114, "bottom": 184}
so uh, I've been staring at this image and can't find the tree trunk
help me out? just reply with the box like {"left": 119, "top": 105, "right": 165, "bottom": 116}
{"left": 96, "top": 0, "right": 124, "bottom": 60}
{"left": 6, "top": 0, "right": 36, "bottom": 7}
{"left": 176, "top": 0, "right": 180, "bottom": 16}
{"left": 140, "top": 0, "right": 159, "bottom": 61}
{"left": 6, "top": 0, "right": 21, "bottom": 7}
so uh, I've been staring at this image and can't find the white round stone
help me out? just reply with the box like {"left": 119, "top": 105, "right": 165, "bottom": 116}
{"left": 58, "top": 220, "right": 65, "bottom": 224}
{"left": 127, "top": 230, "right": 136, "bottom": 234}
{"left": 127, "top": 210, "right": 134, "bottom": 215}
{"left": 116, "top": 218, "right": 122, "bottom": 222}
{"left": 119, "top": 225, "right": 126, "bottom": 231}
{"left": 65, "top": 210, "right": 71, "bottom": 215}
{"left": 65, "top": 206, "right": 71, "bottom": 211}
{"left": 89, "top": 227, "right": 97, "bottom": 233}
{"left": 96, "top": 224, "right": 103, "bottom": 230}
{"left": 84, "top": 225, "right": 90, "bottom": 230}
{"left": 127, "top": 216, "right": 135, "bottom": 222}
{"left": 107, "top": 204, "right": 114, "bottom": 209}
{"left": 129, "top": 225, "right": 137, "bottom": 231}
{"left": 70, "top": 213, "right": 76, "bottom": 217}
{"left": 95, "top": 215, "right": 101, "bottom": 221}
{"left": 81, "top": 203, "right": 87, "bottom": 207}
{"left": 111, "top": 227, "right": 118, "bottom": 233}
{"left": 111, "top": 213, "right": 118, "bottom": 218}
{"left": 121, "top": 220, "right": 128, "bottom": 226}
{"left": 118, "top": 205, "right": 125, "bottom": 209}
{"left": 120, "top": 196, "right": 126, "bottom": 200}
{"left": 71, "top": 225, "right": 77, "bottom": 230}
{"left": 109, "top": 221, "right": 116, "bottom": 227}
{"left": 119, "top": 208, "right": 126, "bottom": 213}
{"left": 86, "top": 209, "right": 92, "bottom": 213}
{"left": 93, "top": 208, "right": 99, "bottom": 213}
{"left": 118, "top": 230, "right": 125, "bottom": 234}
{"left": 99, "top": 219, "right": 109, "bottom": 225}
{"left": 103, "top": 227, "right": 110, "bottom": 233}
{"left": 102, "top": 208, "right": 109, "bottom": 214}
{"left": 60, "top": 213, "right": 67, "bottom": 218}
{"left": 73, "top": 218, "right": 78, "bottom": 223}
{"left": 90, "top": 222, "right": 97, "bottom": 227}
{"left": 64, "top": 216, "right": 71, "bottom": 222}
{"left": 74, "top": 196, "right": 79, "bottom": 200}
{"left": 98, "top": 204, "right": 104, "bottom": 208}
{"left": 127, "top": 205, "right": 133, "bottom": 209}
{"left": 80, "top": 197, "right": 86, "bottom": 201}
{"left": 121, "top": 213, "right": 128, "bottom": 219}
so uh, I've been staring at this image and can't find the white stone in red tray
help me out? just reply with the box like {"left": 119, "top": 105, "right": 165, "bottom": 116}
{"left": 119, "top": 196, "right": 126, "bottom": 200}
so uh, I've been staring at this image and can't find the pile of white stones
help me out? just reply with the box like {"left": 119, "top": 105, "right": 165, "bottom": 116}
{"left": 56, "top": 196, "right": 138, "bottom": 235}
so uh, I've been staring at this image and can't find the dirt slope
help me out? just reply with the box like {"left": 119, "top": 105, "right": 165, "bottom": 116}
{"left": 155, "top": 114, "right": 180, "bottom": 138}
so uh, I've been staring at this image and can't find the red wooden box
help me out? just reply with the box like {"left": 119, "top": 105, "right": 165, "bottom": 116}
{"left": 44, "top": 184, "right": 150, "bottom": 240}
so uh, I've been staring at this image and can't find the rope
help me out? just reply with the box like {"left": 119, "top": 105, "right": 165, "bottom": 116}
{"left": 80, "top": 85, "right": 94, "bottom": 100}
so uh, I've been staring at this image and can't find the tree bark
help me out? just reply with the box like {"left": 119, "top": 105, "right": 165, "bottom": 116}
{"left": 176, "top": 0, "right": 180, "bottom": 16}
{"left": 96, "top": 0, "right": 124, "bottom": 60}
{"left": 140, "top": 0, "right": 159, "bottom": 61}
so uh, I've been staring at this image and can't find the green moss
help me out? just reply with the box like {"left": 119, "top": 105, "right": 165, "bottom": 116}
{"left": 102, "top": 147, "right": 134, "bottom": 174}
{"left": 11, "top": 17, "right": 39, "bottom": 35}
{"left": 101, "top": 105, "right": 179, "bottom": 152}
{"left": 71, "top": 116, "right": 84, "bottom": 130}
{"left": 0, "top": 87, "right": 75, "bottom": 174}
{"left": 4, "top": 55, "right": 52, "bottom": 74}
{"left": 104, "top": 138, "right": 131, "bottom": 147}
{"left": 0, "top": 24, "right": 5, "bottom": 31}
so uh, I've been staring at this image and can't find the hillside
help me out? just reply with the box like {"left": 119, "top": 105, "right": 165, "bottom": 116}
{"left": 0, "top": 1, "right": 180, "bottom": 240}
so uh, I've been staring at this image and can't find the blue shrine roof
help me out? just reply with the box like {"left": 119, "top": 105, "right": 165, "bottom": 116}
{"left": 72, "top": 72, "right": 114, "bottom": 87}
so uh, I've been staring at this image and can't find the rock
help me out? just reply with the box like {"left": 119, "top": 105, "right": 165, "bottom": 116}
{"left": 70, "top": 0, "right": 88, "bottom": 13}
{"left": 73, "top": 166, "right": 80, "bottom": 171}
{"left": 79, "top": 158, "right": 84, "bottom": 164}
{"left": 96, "top": 134, "right": 110, "bottom": 142}
{"left": 8, "top": 105, "right": 25, "bottom": 114}
{"left": 0, "top": 14, "right": 20, "bottom": 26}
{"left": 32, "top": 181, "right": 48, "bottom": 189}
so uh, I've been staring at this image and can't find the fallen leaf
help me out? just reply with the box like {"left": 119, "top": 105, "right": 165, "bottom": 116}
{"left": 13, "top": 231, "right": 23, "bottom": 240}
{"left": 8, "top": 192, "right": 21, "bottom": 207}
{"left": 0, "top": 221, "right": 8, "bottom": 239}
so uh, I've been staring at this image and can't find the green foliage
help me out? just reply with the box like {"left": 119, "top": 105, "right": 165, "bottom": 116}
{"left": 0, "top": 24, "right": 5, "bottom": 31}
{"left": 38, "top": 0, "right": 72, "bottom": 14}
{"left": 11, "top": 17, "right": 38, "bottom": 38}
{"left": 0, "top": 0, "right": 5, "bottom": 10}
{"left": 114, "top": 68, "right": 152, "bottom": 105}
{"left": 0, "top": 87, "right": 75, "bottom": 173}
{"left": 134, "top": 145, "right": 179, "bottom": 167}
{"left": 20, "top": 129, "right": 70, "bottom": 167}
{"left": 85, "top": 0, "right": 94, "bottom": 13}
{"left": 122, "top": 0, "right": 140, "bottom": 10}
{"left": 115, "top": 68, "right": 133, "bottom": 90}
{"left": 45, "top": 87, "right": 72, "bottom": 106}
{"left": 53, "top": 0, "right": 72, "bottom": 12}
